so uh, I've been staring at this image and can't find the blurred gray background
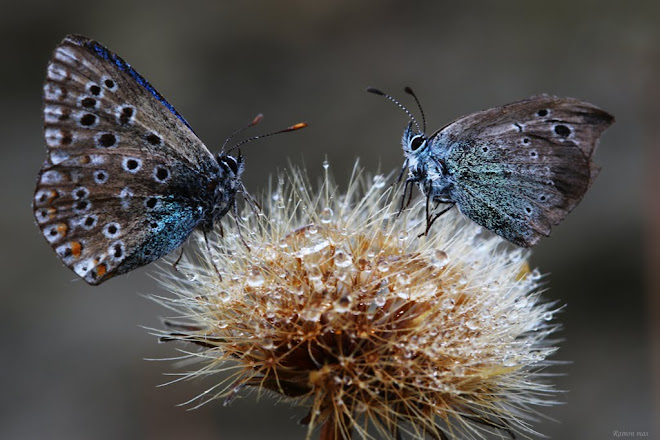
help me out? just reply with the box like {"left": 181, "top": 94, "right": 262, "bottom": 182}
{"left": 1, "top": 1, "right": 655, "bottom": 439}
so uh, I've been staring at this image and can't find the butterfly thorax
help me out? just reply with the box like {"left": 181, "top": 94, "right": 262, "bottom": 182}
{"left": 208, "top": 153, "right": 244, "bottom": 224}
{"left": 402, "top": 127, "right": 453, "bottom": 201}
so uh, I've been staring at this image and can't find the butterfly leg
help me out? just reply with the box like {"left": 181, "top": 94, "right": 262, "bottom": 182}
{"left": 393, "top": 160, "right": 409, "bottom": 186}
{"left": 241, "top": 185, "right": 262, "bottom": 214}
{"left": 418, "top": 182, "right": 433, "bottom": 236}
{"left": 397, "top": 178, "right": 416, "bottom": 218}
{"left": 172, "top": 246, "right": 186, "bottom": 272}
{"left": 202, "top": 226, "right": 223, "bottom": 281}
{"left": 418, "top": 180, "right": 456, "bottom": 236}
{"left": 423, "top": 202, "right": 455, "bottom": 236}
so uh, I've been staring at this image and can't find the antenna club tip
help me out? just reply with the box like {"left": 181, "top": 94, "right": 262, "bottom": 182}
{"left": 291, "top": 122, "right": 308, "bottom": 130}
{"left": 366, "top": 87, "right": 384, "bottom": 95}
{"left": 404, "top": 86, "right": 414, "bottom": 94}
{"left": 252, "top": 114, "right": 264, "bottom": 125}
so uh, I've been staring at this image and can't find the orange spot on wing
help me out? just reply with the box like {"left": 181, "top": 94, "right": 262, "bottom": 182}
{"left": 46, "top": 190, "right": 58, "bottom": 204}
{"left": 96, "top": 264, "right": 107, "bottom": 278}
{"left": 70, "top": 241, "right": 82, "bottom": 258}
{"left": 56, "top": 223, "right": 68, "bottom": 236}
{"left": 47, "top": 208, "right": 56, "bottom": 220}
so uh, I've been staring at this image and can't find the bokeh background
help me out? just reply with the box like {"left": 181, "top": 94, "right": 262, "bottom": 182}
{"left": 1, "top": 1, "right": 655, "bottom": 439}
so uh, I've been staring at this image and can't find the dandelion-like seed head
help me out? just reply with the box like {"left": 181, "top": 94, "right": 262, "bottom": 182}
{"left": 153, "top": 162, "right": 561, "bottom": 440}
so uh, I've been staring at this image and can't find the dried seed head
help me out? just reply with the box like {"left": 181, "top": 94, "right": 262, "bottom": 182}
{"left": 152, "top": 162, "right": 561, "bottom": 439}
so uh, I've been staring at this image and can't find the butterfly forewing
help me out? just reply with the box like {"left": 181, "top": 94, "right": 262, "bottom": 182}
{"left": 35, "top": 35, "right": 221, "bottom": 284}
{"left": 432, "top": 95, "right": 613, "bottom": 246}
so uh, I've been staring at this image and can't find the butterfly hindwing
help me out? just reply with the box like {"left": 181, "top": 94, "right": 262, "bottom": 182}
{"left": 444, "top": 135, "right": 590, "bottom": 246}
{"left": 35, "top": 35, "right": 223, "bottom": 284}
{"left": 433, "top": 95, "right": 614, "bottom": 246}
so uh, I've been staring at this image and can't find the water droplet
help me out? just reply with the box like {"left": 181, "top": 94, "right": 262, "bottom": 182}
{"left": 262, "top": 339, "right": 275, "bottom": 350}
{"left": 334, "top": 250, "right": 352, "bottom": 268}
{"left": 465, "top": 319, "right": 479, "bottom": 331}
{"left": 395, "top": 273, "right": 411, "bottom": 287}
{"left": 320, "top": 207, "right": 334, "bottom": 224}
{"left": 503, "top": 355, "right": 517, "bottom": 367}
{"left": 372, "top": 174, "right": 386, "bottom": 188}
{"left": 246, "top": 268, "right": 265, "bottom": 287}
{"left": 396, "top": 290, "right": 410, "bottom": 299}
{"left": 302, "top": 307, "right": 322, "bottom": 322}
{"left": 374, "top": 295, "right": 387, "bottom": 307}
{"left": 529, "top": 351, "right": 543, "bottom": 362}
{"left": 530, "top": 268, "right": 542, "bottom": 281}
{"left": 508, "top": 250, "right": 524, "bottom": 263}
{"left": 441, "top": 298, "right": 455, "bottom": 310}
{"left": 431, "top": 250, "right": 449, "bottom": 268}
{"left": 335, "top": 295, "right": 352, "bottom": 312}
{"left": 294, "top": 238, "right": 330, "bottom": 258}
{"left": 543, "top": 311, "right": 553, "bottom": 321}
{"left": 322, "top": 160, "right": 330, "bottom": 170}
{"left": 514, "top": 297, "right": 528, "bottom": 310}
{"left": 271, "top": 192, "right": 280, "bottom": 201}
{"left": 336, "top": 268, "right": 350, "bottom": 281}
{"left": 377, "top": 260, "right": 389, "bottom": 273}
{"left": 398, "top": 230, "right": 408, "bottom": 241}
{"left": 308, "top": 266, "right": 322, "bottom": 281}
{"left": 292, "top": 284, "right": 305, "bottom": 296}
{"left": 260, "top": 245, "right": 278, "bottom": 262}
{"left": 508, "top": 310, "right": 520, "bottom": 323}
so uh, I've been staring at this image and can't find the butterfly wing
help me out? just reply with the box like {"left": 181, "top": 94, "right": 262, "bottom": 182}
{"left": 432, "top": 95, "right": 614, "bottom": 247}
{"left": 35, "top": 35, "right": 221, "bottom": 284}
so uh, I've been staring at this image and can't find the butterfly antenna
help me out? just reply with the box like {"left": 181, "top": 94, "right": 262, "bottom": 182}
{"left": 221, "top": 113, "right": 264, "bottom": 153}
{"left": 226, "top": 121, "right": 307, "bottom": 153}
{"left": 366, "top": 87, "right": 422, "bottom": 133}
{"left": 404, "top": 86, "right": 426, "bottom": 133}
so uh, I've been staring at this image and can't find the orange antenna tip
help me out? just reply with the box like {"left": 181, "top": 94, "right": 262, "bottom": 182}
{"left": 252, "top": 114, "right": 264, "bottom": 125}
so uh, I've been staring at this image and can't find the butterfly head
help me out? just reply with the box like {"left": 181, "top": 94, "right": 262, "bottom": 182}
{"left": 402, "top": 121, "right": 433, "bottom": 180}
{"left": 205, "top": 152, "right": 246, "bottom": 223}
{"left": 402, "top": 122, "right": 429, "bottom": 155}
{"left": 216, "top": 152, "right": 245, "bottom": 181}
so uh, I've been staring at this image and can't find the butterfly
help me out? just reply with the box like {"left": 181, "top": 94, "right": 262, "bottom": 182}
{"left": 368, "top": 87, "right": 614, "bottom": 247}
{"left": 34, "top": 35, "right": 305, "bottom": 285}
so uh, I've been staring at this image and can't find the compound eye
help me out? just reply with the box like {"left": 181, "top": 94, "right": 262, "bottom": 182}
{"left": 221, "top": 155, "right": 239, "bottom": 174}
{"left": 410, "top": 136, "right": 425, "bottom": 151}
